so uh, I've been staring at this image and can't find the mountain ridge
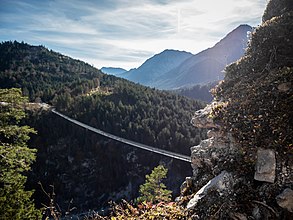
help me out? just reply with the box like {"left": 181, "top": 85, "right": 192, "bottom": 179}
{"left": 118, "top": 24, "right": 252, "bottom": 90}
{"left": 121, "top": 49, "right": 193, "bottom": 86}
{"left": 153, "top": 24, "right": 252, "bottom": 89}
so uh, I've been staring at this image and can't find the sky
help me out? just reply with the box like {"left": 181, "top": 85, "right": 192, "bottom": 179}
{"left": 0, "top": 0, "right": 268, "bottom": 70}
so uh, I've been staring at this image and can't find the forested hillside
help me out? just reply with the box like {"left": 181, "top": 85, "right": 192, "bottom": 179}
{"left": 3, "top": 0, "right": 291, "bottom": 219}
{"left": 0, "top": 41, "right": 103, "bottom": 102}
{"left": 0, "top": 41, "right": 206, "bottom": 212}
{"left": 0, "top": 41, "right": 205, "bottom": 154}
{"left": 173, "top": 82, "right": 217, "bottom": 102}
{"left": 66, "top": 82, "right": 204, "bottom": 154}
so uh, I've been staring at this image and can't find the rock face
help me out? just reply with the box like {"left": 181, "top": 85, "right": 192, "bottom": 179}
{"left": 184, "top": 99, "right": 292, "bottom": 218}
{"left": 189, "top": 103, "right": 238, "bottom": 178}
{"left": 254, "top": 148, "right": 276, "bottom": 183}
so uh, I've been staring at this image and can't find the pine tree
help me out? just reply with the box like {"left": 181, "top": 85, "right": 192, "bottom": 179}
{"left": 137, "top": 165, "right": 172, "bottom": 204}
{"left": 0, "top": 88, "right": 41, "bottom": 219}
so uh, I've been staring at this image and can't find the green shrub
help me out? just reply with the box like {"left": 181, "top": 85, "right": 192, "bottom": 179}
{"left": 136, "top": 165, "right": 172, "bottom": 204}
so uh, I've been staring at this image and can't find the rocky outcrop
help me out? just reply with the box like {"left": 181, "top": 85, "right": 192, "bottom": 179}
{"left": 183, "top": 99, "right": 292, "bottom": 219}
{"left": 189, "top": 103, "right": 239, "bottom": 178}
{"left": 183, "top": 0, "right": 292, "bottom": 218}
{"left": 190, "top": 103, "right": 220, "bottom": 129}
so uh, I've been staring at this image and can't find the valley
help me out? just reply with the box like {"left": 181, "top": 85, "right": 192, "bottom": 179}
{"left": 0, "top": 41, "right": 206, "bottom": 213}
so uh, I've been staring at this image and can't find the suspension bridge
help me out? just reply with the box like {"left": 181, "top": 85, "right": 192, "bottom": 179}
{"left": 52, "top": 109, "right": 191, "bottom": 163}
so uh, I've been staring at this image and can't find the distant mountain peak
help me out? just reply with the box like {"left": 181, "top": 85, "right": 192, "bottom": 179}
{"left": 214, "top": 24, "right": 252, "bottom": 48}
{"left": 162, "top": 49, "right": 190, "bottom": 53}
{"left": 101, "top": 67, "right": 127, "bottom": 76}
{"left": 228, "top": 24, "right": 252, "bottom": 36}
{"left": 120, "top": 49, "right": 193, "bottom": 85}
{"left": 118, "top": 24, "right": 252, "bottom": 90}
{"left": 152, "top": 24, "right": 252, "bottom": 89}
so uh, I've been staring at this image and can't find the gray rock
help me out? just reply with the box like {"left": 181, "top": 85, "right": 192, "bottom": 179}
{"left": 187, "top": 171, "right": 233, "bottom": 209}
{"left": 276, "top": 188, "right": 293, "bottom": 212}
{"left": 191, "top": 103, "right": 220, "bottom": 129}
{"left": 190, "top": 140, "right": 211, "bottom": 178}
{"left": 254, "top": 148, "right": 276, "bottom": 183}
{"left": 190, "top": 136, "right": 236, "bottom": 178}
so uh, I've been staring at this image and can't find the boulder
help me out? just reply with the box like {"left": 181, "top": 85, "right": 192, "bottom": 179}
{"left": 187, "top": 171, "right": 233, "bottom": 209}
{"left": 276, "top": 188, "right": 293, "bottom": 212}
{"left": 254, "top": 148, "right": 276, "bottom": 183}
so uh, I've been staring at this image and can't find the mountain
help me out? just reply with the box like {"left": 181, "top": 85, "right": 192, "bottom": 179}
{"left": 153, "top": 24, "right": 252, "bottom": 89}
{"left": 120, "top": 49, "right": 193, "bottom": 86}
{"left": 101, "top": 67, "right": 127, "bottom": 75}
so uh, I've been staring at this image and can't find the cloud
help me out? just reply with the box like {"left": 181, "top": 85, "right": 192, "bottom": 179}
{"left": 0, "top": 0, "right": 268, "bottom": 69}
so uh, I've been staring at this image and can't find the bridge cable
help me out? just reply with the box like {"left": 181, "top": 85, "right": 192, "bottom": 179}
{"left": 52, "top": 109, "right": 191, "bottom": 163}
